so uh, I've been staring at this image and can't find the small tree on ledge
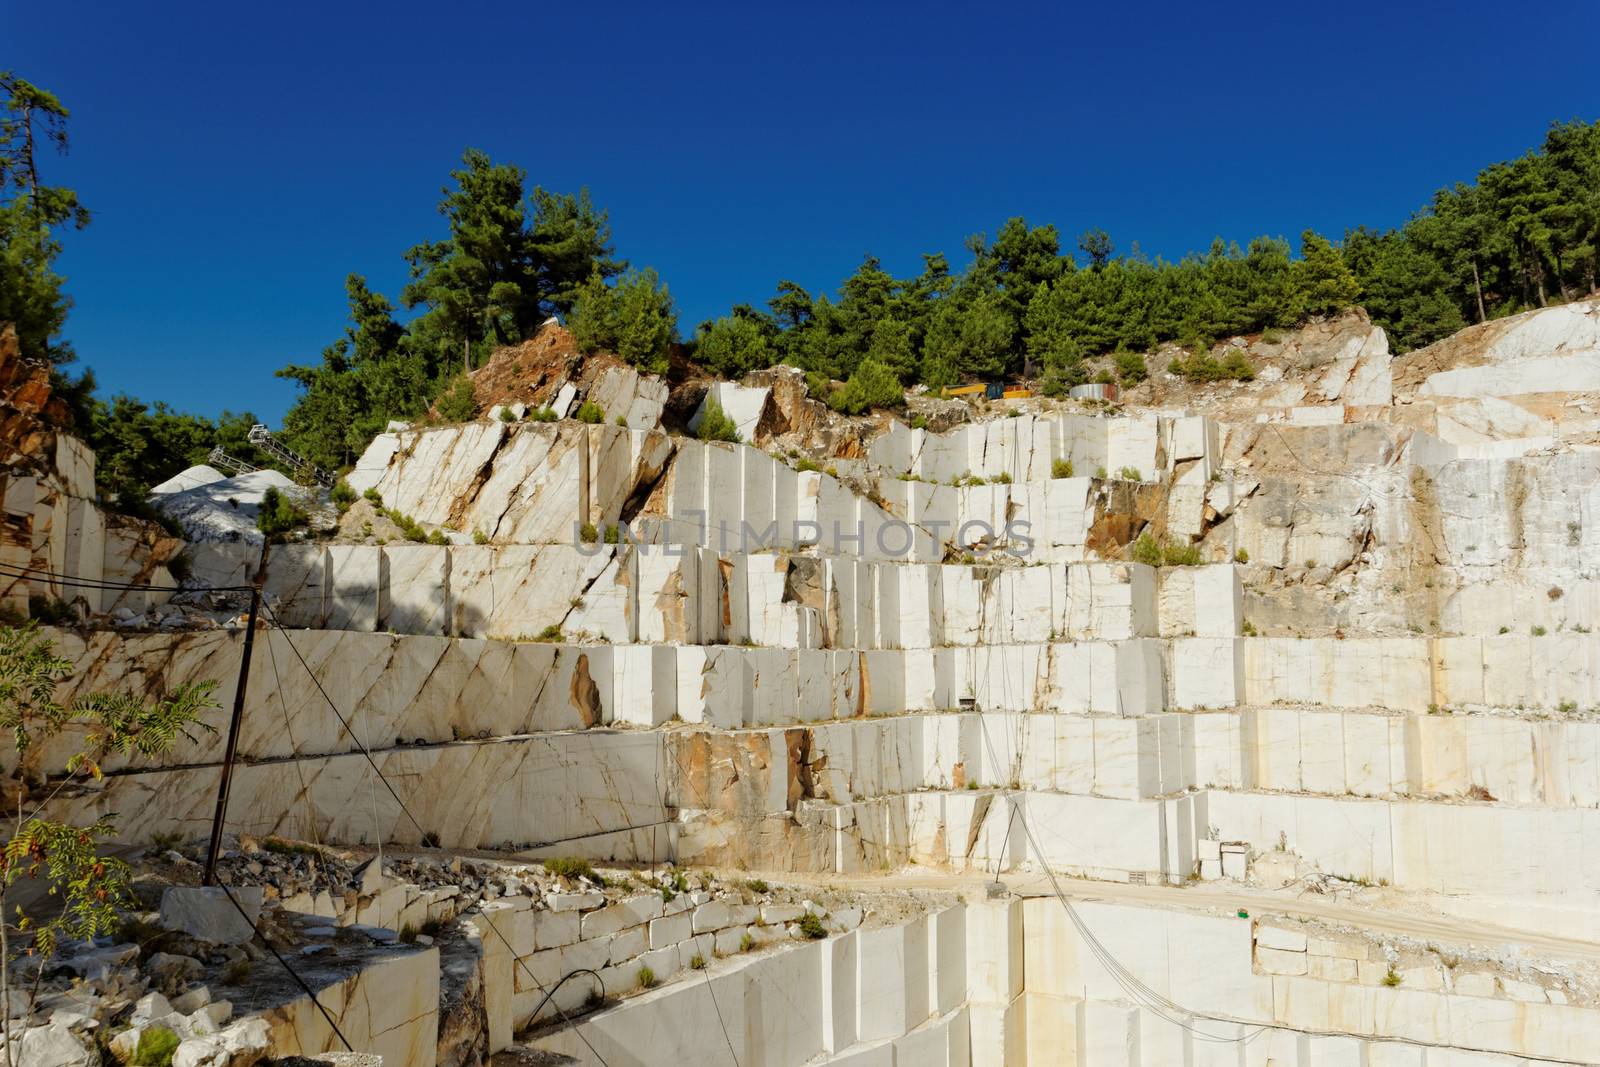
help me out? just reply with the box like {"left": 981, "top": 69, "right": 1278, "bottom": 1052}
{"left": 0, "top": 622, "right": 219, "bottom": 1064}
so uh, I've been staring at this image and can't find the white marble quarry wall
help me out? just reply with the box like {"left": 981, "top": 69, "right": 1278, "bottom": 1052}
{"left": 1204, "top": 788, "right": 1600, "bottom": 903}
{"left": 48, "top": 729, "right": 673, "bottom": 856}
{"left": 346, "top": 422, "right": 674, "bottom": 541}
{"left": 188, "top": 537, "right": 1170, "bottom": 652}
{"left": 533, "top": 909, "right": 978, "bottom": 1067}
{"left": 534, "top": 893, "right": 1600, "bottom": 1066}
{"left": 1231, "top": 705, "right": 1600, "bottom": 807}
{"left": 866, "top": 411, "right": 1189, "bottom": 486}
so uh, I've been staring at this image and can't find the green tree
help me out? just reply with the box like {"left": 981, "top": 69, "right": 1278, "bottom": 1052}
{"left": 1077, "top": 228, "right": 1114, "bottom": 270}
{"left": 1291, "top": 231, "right": 1360, "bottom": 318}
{"left": 0, "top": 73, "right": 89, "bottom": 366}
{"left": 569, "top": 268, "right": 676, "bottom": 374}
{"left": 694, "top": 308, "right": 776, "bottom": 379}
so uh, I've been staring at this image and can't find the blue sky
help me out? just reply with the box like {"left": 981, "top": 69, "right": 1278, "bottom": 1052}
{"left": 9, "top": 0, "right": 1599, "bottom": 424}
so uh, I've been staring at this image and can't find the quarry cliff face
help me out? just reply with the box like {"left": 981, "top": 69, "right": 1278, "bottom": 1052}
{"left": 12, "top": 296, "right": 1600, "bottom": 1067}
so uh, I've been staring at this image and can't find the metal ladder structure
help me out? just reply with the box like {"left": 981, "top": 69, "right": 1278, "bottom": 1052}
{"left": 206, "top": 446, "right": 258, "bottom": 476}
{"left": 246, "top": 424, "right": 335, "bottom": 487}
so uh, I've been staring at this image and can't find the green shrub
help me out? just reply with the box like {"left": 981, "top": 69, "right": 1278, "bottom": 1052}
{"left": 1532, "top": 625, "right": 1548, "bottom": 636}
{"left": 794, "top": 457, "right": 821, "bottom": 473}
{"left": 498, "top": 406, "right": 516, "bottom": 423}
{"left": 1117, "top": 466, "right": 1142, "bottom": 481}
{"left": 575, "top": 400, "right": 605, "bottom": 424}
{"left": 994, "top": 471, "right": 1012, "bottom": 484}
{"left": 330, "top": 480, "right": 357, "bottom": 513}
{"left": 579, "top": 522, "right": 599, "bottom": 543}
{"left": 637, "top": 965, "right": 657, "bottom": 988}
{"left": 532, "top": 624, "right": 564, "bottom": 643}
{"left": 473, "top": 529, "right": 488, "bottom": 545}
{"left": 615, "top": 414, "right": 628, "bottom": 428}
{"left": 1114, "top": 349, "right": 1148, "bottom": 385}
{"left": 603, "top": 523, "right": 623, "bottom": 544}
{"left": 132, "top": 1026, "right": 181, "bottom": 1067}
{"left": 257, "top": 487, "right": 308, "bottom": 540}
{"left": 529, "top": 406, "right": 557, "bottom": 422}
{"left": 1051, "top": 459, "right": 1074, "bottom": 479}
{"left": 739, "top": 932, "right": 754, "bottom": 953}
{"left": 690, "top": 953, "right": 707, "bottom": 970}
{"left": 796, "top": 912, "right": 827, "bottom": 939}
{"left": 1162, "top": 541, "right": 1203, "bottom": 566}
{"left": 743, "top": 879, "right": 770, "bottom": 893}
{"left": 1130, "top": 533, "right": 1163, "bottom": 567}
{"left": 1383, "top": 966, "right": 1401, "bottom": 988}
{"left": 827, "top": 357, "right": 903, "bottom": 415}
{"left": 698, "top": 395, "right": 741, "bottom": 442}
{"left": 543, "top": 857, "right": 595, "bottom": 880}
{"left": 427, "top": 529, "right": 447, "bottom": 546}
{"left": 909, "top": 414, "right": 928, "bottom": 430}
{"left": 1234, "top": 547, "right": 1249, "bottom": 563}
{"left": 363, "top": 487, "right": 383, "bottom": 504}
{"left": 436, "top": 375, "right": 478, "bottom": 422}
{"left": 1172, "top": 350, "right": 1255, "bottom": 383}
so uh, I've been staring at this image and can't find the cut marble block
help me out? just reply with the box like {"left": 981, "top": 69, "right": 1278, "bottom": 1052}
{"left": 1191, "top": 564, "right": 1242, "bottom": 637}
{"left": 1169, "top": 637, "right": 1243, "bottom": 709}
{"left": 326, "top": 545, "right": 385, "bottom": 632}
{"left": 1086, "top": 638, "right": 1166, "bottom": 717}
{"left": 345, "top": 432, "right": 400, "bottom": 496}
{"left": 1058, "top": 562, "right": 1156, "bottom": 640}
{"left": 634, "top": 546, "right": 700, "bottom": 643}
{"left": 877, "top": 563, "right": 936, "bottom": 648}
{"left": 936, "top": 564, "right": 985, "bottom": 646}
{"left": 981, "top": 566, "right": 1054, "bottom": 645}
{"left": 265, "top": 544, "right": 328, "bottom": 628}
{"left": 57, "top": 497, "right": 107, "bottom": 612}
{"left": 1105, "top": 415, "right": 1158, "bottom": 480}
{"left": 55, "top": 433, "right": 96, "bottom": 498}
{"left": 965, "top": 897, "right": 1024, "bottom": 1005}
{"left": 821, "top": 930, "right": 859, "bottom": 1052}
{"left": 742, "top": 647, "right": 799, "bottom": 726}
{"left": 738, "top": 446, "right": 777, "bottom": 546}
{"left": 1035, "top": 477, "right": 1093, "bottom": 556}
{"left": 563, "top": 545, "right": 637, "bottom": 642}
{"left": 68, "top": 730, "right": 672, "bottom": 855}
{"left": 826, "top": 558, "right": 878, "bottom": 650}
{"left": 449, "top": 545, "right": 627, "bottom": 641}
{"left": 928, "top": 905, "right": 968, "bottom": 1016}
{"left": 703, "top": 442, "right": 747, "bottom": 550}
{"left": 856, "top": 917, "right": 931, "bottom": 1041}
{"left": 742, "top": 944, "right": 826, "bottom": 1064}
{"left": 674, "top": 646, "right": 742, "bottom": 729}
{"left": 381, "top": 545, "right": 450, "bottom": 635}
{"left": 728, "top": 552, "right": 788, "bottom": 645}
{"left": 666, "top": 439, "right": 710, "bottom": 545}
{"left": 590, "top": 645, "right": 677, "bottom": 727}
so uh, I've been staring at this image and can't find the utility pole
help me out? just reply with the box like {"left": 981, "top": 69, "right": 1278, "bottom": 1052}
{"left": 203, "top": 540, "right": 271, "bottom": 885}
